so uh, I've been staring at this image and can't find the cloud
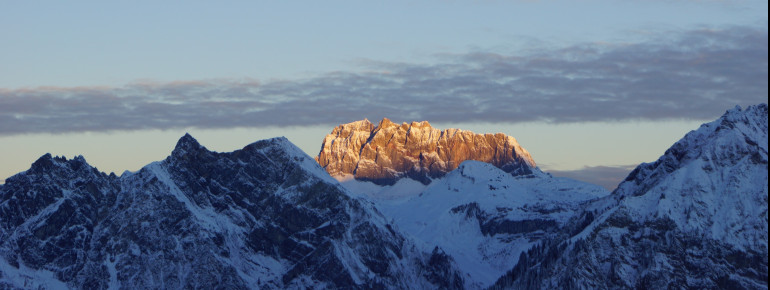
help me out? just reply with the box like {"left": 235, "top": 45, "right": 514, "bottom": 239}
{"left": 547, "top": 164, "right": 639, "bottom": 191}
{"left": 0, "top": 26, "right": 766, "bottom": 136}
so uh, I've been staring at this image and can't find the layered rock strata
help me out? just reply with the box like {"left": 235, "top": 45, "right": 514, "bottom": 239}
{"left": 315, "top": 118, "right": 537, "bottom": 185}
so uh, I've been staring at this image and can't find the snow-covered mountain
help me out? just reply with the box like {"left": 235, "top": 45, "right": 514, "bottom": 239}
{"left": 0, "top": 134, "right": 463, "bottom": 289}
{"left": 369, "top": 161, "right": 608, "bottom": 288}
{"left": 2, "top": 103, "right": 766, "bottom": 289}
{"left": 318, "top": 122, "right": 610, "bottom": 288}
{"left": 493, "top": 104, "right": 769, "bottom": 289}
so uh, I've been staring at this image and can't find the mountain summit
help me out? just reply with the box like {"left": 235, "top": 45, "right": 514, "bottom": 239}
{"left": 315, "top": 118, "right": 537, "bottom": 185}
{"left": 0, "top": 134, "right": 462, "bottom": 289}
{"left": 494, "top": 104, "right": 769, "bottom": 289}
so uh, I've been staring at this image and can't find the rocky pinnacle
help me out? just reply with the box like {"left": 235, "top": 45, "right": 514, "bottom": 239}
{"left": 315, "top": 118, "right": 537, "bottom": 185}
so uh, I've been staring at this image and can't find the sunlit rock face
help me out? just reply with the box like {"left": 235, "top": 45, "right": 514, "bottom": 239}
{"left": 316, "top": 118, "right": 537, "bottom": 185}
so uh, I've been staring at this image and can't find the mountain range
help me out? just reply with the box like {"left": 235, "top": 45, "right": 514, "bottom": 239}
{"left": 0, "top": 136, "right": 463, "bottom": 288}
{"left": 1, "top": 104, "right": 767, "bottom": 289}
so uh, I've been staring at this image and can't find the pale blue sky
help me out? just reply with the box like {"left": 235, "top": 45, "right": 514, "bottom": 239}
{"left": 2, "top": 0, "right": 765, "bottom": 87}
{"left": 1, "top": 1, "right": 767, "bottom": 188}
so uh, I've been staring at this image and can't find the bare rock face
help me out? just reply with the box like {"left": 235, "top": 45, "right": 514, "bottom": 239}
{"left": 316, "top": 118, "right": 537, "bottom": 185}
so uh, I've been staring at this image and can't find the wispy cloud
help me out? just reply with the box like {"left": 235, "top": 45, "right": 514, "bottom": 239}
{"left": 0, "top": 26, "right": 766, "bottom": 135}
{"left": 547, "top": 164, "right": 640, "bottom": 191}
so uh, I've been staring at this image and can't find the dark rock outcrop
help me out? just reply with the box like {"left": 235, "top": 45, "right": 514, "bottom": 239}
{"left": 0, "top": 135, "right": 463, "bottom": 289}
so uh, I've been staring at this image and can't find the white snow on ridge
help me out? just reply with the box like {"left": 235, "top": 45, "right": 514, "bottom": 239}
{"left": 0, "top": 255, "right": 69, "bottom": 289}
{"left": 611, "top": 104, "right": 768, "bottom": 251}
{"left": 335, "top": 174, "right": 429, "bottom": 202}
{"left": 256, "top": 137, "right": 340, "bottom": 185}
{"left": 146, "top": 162, "right": 226, "bottom": 233}
{"left": 336, "top": 160, "right": 610, "bottom": 288}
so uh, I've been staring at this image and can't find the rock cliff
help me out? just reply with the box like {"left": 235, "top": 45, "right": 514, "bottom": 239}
{"left": 315, "top": 118, "right": 537, "bottom": 185}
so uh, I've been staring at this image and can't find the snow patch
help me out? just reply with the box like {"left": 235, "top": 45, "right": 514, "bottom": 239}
{"left": 335, "top": 174, "right": 428, "bottom": 202}
{"left": 0, "top": 256, "right": 70, "bottom": 289}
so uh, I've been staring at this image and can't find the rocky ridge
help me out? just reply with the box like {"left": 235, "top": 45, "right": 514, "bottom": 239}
{"left": 316, "top": 118, "right": 537, "bottom": 185}
{"left": 0, "top": 134, "right": 463, "bottom": 289}
{"left": 493, "top": 104, "right": 769, "bottom": 289}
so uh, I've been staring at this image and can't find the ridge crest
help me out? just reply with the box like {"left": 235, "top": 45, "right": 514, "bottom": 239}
{"left": 316, "top": 118, "right": 537, "bottom": 185}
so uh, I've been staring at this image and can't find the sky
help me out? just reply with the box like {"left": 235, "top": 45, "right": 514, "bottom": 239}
{"left": 0, "top": 0, "right": 767, "bottom": 189}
